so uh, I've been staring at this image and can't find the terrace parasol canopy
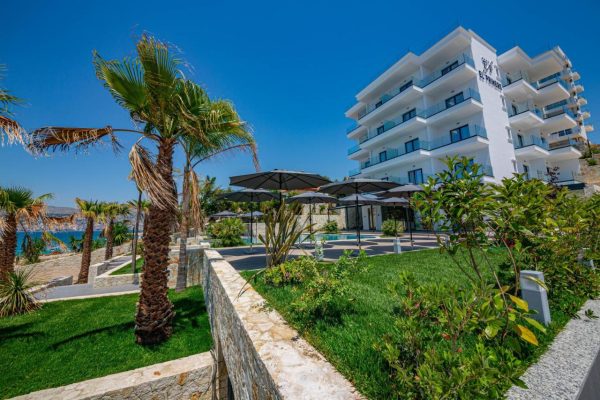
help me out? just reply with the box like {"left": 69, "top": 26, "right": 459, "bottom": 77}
{"left": 289, "top": 191, "right": 338, "bottom": 243}
{"left": 319, "top": 178, "right": 398, "bottom": 248}
{"left": 220, "top": 189, "right": 276, "bottom": 251}
{"left": 210, "top": 210, "right": 238, "bottom": 219}
{"left": 229, "top": 169, "right": 331, "bottom": 202}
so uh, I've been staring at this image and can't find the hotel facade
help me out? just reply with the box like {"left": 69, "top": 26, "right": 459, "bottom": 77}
{"left": 345, "top": 27, "right": 594, "bottom": 230}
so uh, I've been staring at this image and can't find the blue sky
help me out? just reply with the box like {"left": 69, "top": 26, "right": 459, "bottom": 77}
{"left": 1, "top": 0, "right": 599, "bottom": 206}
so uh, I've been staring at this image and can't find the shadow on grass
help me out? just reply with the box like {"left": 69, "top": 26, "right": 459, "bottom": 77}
{"left": 0, "top": 322, "right": 46, "bottom": 341}
{"left": 49, "top": 322, "right": 134, "bottom": 349}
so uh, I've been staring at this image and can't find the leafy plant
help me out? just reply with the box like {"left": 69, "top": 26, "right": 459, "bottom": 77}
{"left": 264, "top": 256, "right": 318, "bottom": 287}
{"left": 587, "top": 158, "right": 598, "bottom": 166}
{"left": 259, "top": 203, "right": 308, "bottom": 267}
{"left": 111, "top": 221, "right": 133, "bottom": 246}
{"left": 0, "top": 268, "right": 41, "bottom": 317}
{"left": 321, "top": 220, "right": 339, "bottom": 234}
{"left": 207, "top": 218, "right": 245, "bottom": 247}
{"left": 20, "top": 235, "right": 46, "bottom": 264}
{"left": 382, "top": 219, "right": 404, "bottom": 237}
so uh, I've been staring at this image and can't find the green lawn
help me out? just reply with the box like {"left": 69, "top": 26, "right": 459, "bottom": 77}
{"left": 241, "top": 249, "right": 581, "bottom": 399}
{"left": 0, "top": 286, "right": 212, "bottom": 399}
{"left": 110, "top": 257, "right": 144, "bottom": 275}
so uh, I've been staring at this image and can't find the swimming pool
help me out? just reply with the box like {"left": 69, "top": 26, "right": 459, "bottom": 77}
{"left": 238, "top": 233, "right": 377, "bottom": 246}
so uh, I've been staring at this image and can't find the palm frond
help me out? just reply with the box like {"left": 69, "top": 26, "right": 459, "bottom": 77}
{"left": 129, "top": 143, "right": 177, "bottom": 211}
{"left": 0, "top": 115, "right": 25, "bottom": 146}
{"left": 28, "top": 126, "right": 120, "bottom": 155}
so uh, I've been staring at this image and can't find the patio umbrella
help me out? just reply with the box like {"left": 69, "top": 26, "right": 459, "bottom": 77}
{"left": 210, "top": 210, "right": 238, "bottom": 219}
{"left": 229, "top": 169, "right": 331, "bottom": 203}
{"left": 379, "top": 197, "right": 409, "bottom": 239}
{"left": 239, "top": 211, "right": 264, "bottom": 218}
{"left": 289, "top": 192, "right": 337, "bottom": 243}
{"left": 220, "top": 189, "right": 276, "bottom": 251}
{"left": 319, "top": 178, "right": 398, "bottom": 248}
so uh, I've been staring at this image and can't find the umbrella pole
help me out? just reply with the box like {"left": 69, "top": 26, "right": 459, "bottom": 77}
{"left": 407, "top": 206, "right": 413, "bottom": 249}
{"left": 355, "top": 196, "right": 361, "bottom": 250}
{"left": 309, "top": 201, "right": 313, "bottom": 244}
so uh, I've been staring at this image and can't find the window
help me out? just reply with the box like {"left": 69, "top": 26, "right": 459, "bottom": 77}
{"left": 376, "top": 125, "right": 385, "bottom": 134}
{"left": 454, "top": 158, "right": 475, "bottom": 178}
{"left": 517, "top": 134, "right": 524, "bottom": 148}
{"left": 441, "top": 61, "right": 459, "bottom": 76}
{"left": 511, "top": 104, "right": 518, "bottom": 116}
{"left": 445, "top": 92, "right": 465, "bottom": 108}
{"left": 408, "top": 169, "right": 424, "bottom": 184}
{"left": 523, "top": 164, "right": 530, "bottom": 179}
{"left": 402, "top": 108, "right": 416, "bottom": 122}
{"left": 379, "top": 151, "right": 387, "bottom": 163}
{"left": 449, "top": 125, "right": 470, "bottom": 143}
{"left": 399, "top": 80, "right": 413, "bottom": 93}
{"left": 404, "top": 138, "right": 420, "bottom": 153}
{"left": 375, "top": 100, "right": 383, "bottom": 108}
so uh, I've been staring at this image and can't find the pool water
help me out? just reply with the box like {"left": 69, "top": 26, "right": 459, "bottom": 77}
{"left": 239, "top": 233, "right": 377, "bottom": 245}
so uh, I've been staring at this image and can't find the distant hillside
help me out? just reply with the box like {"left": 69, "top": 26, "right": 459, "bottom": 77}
{"left": 46, "top": 206, "right": 78, "bottom": 216}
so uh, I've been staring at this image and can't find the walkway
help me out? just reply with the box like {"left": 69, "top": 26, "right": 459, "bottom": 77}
{"left": 34, "top": 256, "right": 138, "bottom": 301}
{"left": 219, "top": 233, "right": 439, "bottom": 270}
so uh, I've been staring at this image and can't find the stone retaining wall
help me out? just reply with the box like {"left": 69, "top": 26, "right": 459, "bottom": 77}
{"left": 92, "top": 245, "right": 206, "bottom": 289}
{"left": 14, "top": 353, "right": 213, "bottom": 400}
{"left": 507, "top": 299, "right": 600, "bottom": 400}
{"left": 201, "top": 248, "right": 363, "bottom": 399}
{"left": 21, "top": 242, "right": 131, "bottom": 284}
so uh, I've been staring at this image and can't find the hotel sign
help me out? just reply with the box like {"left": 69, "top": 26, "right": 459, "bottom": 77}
{"left": 479, "top": 58, "right": 502, "bottom": 91}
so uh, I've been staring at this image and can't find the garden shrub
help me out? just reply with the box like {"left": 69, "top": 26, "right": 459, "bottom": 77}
{"left": 321, "top": 220, "right": 339, "bottom": 234}
{"left": 382, "top": 219, "right": 404, "bottom": 237}
{"left": 292, "top": 250, "right": 366, "bottom": 325}
{"left": 264, "top": 256, "right": 318, "bottom": 287}
{"left": 207, "top": 217, "right": 245, "bottom": 247}
{"left": 0, "top": 268, "right": 41, "bottom": 317}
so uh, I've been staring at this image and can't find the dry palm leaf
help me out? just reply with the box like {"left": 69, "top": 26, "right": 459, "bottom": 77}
{"left": 0, "top": 115, "right": 25, "bottom": 146}
{"left": 28, "top": 126, "right": 120, "bottom": 155}
{"left": 129, "top": 143, "right": 177, "bottom": 211}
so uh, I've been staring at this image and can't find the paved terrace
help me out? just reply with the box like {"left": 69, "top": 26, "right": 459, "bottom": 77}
{"left": 218, "top": 233, "right": 439, "bottom": 270}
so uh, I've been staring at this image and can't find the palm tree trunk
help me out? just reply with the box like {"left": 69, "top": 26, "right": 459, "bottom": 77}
{"left": 176, "top": 164, "right": 190, "bottom": 292}
{"left": 131, "top": 190, "right": 142, "bottom": 274}
{"left": 104, "top": 219, "right": 114, "bottom": 260}
{"left": 0, "top": 213, "right": 18, "bottom": 278}
{"left": 77, "top": 216, "right": 94, "bottom": 284}
{"left": 135, "top": 139, "right": 175, "bottom": 345}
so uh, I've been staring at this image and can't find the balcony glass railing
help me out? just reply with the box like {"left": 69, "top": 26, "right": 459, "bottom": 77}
{"left": 419, "top": 54, "right": 475, "bottom": 87}
{"left": 423, "top": 88, "right": 481, "bottom": 119}
{"left": 502, "top": 71, "right": 569, "bottom": 91}
{"left": 347, "top": 144, "right": 362, "bottom": 155}
{"left": 348, "top": 168, "right": 361, "bottom": 177}
{"left": 502, "top": 70, "right": 531, "bottom": 87}
{"left": 543, "top": 106, "right": 577, "bottom": 120}
{"left": 364, "top": 109, "right": 427, "bottom": 141}
{"left": 359, "top": 125, "right": 487, "bottom": 171}
{"left": 548, "top": 138, "right": 580, "bottom": 151}
{"left": 508, "top": 101, "right": 543, "bottom": 118}
{"left": 357, "top": 53, "right": 475, "bottom": 120}
{"left": 514, "top": 136, "right": 549, "bottom": 150}
{"left": 544, "top": 99, "right": 568, "bottom": 111}
{"left": 346, "top": 124, "right": 361, "bottom": 134}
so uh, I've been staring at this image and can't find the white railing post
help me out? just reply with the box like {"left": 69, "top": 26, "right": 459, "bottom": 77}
{"left": 520, "top": 270, "right": 551, "bottom": 326}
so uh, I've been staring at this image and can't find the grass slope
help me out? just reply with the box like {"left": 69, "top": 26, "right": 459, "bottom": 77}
{"left": 110, "top": 257, "right": 144, "bottom": 275}
{"left": 0, "top": 286, "right": 211, "bottom": 399}
{"left": 242, "top": 248, "right": 578, "bottom": 399}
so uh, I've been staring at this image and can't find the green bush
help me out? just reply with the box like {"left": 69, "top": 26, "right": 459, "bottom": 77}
{"left": 21, "top": 236, "right": 46, "bottom": 264}
{"left": 0, "top": 268, "right": 41, "bottom": 317}
{"left": 264, "top": 256, "right": 318, "bottom": 287}
{"left": 382, "top": 219, "right": 404, "bottom": 236}
{"left": 207, "top": 218, "right": 245, "bottom": 247}
{"left": 587, "top": 158, "right": 598, "bottom": 166}
{"left": 321, "top": 220, "right": 339, "bottom": 234}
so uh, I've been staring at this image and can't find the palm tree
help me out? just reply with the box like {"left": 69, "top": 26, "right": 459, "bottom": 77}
{"left": 75, "top": 198, "right": 101, "bottom": 284}
{"left": 100, "top": 202, "right": 130, "bottom": 260}
{"left": 127, "top": 195, "right": 150, "bottom": 274}
{"left": 28, "top": 35, "right": 221, "bottom": 344}
{"left": 0, "top": 65, "right": 25, "bottom": 147}
{"left": 175, "top": 82, "right": 258, "bottom": 291}
{"left": 0, "top": 187, "right": 52, "bottom": 277}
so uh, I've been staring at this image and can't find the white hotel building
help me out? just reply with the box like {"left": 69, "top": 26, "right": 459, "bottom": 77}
{"left": 345, "top": 27, "right": 594, "bottom": 230}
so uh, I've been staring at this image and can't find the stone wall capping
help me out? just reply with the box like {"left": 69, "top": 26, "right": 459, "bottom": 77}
{"left": 507, "top": 298, "right": 600, "bottom": 400}
{"left": 13, "top": 352, "right": 213, "bottom": 400}
{"left": 202, "top": 249, "right": 364, "bottom": 399}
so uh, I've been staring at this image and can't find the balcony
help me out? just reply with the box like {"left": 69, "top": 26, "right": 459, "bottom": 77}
{"left": 348, "top": 168, "right": 361, "bottom": 177}
{"left": 346, "top": 123, "right": 367, "bottom": 139}
{"left": 361, "top": 110, "right": 427, "bottom": 149}
{"left": 508, "top": 101, "right": 544, "bottom": 130}
{"left": 543, "top": 106, "right": 577, "bottom": 132}
{"left": 514, "top": 136, "right": 550, "bottom": 159}
{"left": 424, "top": 88, "right": 482, "bottom": 126}
{"left": 502, "top": 71, "right": 569, "bottom": 104}
{"left": 347, "top": 143, "right": 369, "bottom": 160}
{"left": 356, "top": 54, "right": 475, "bottom": 123}
{"left": 502, "top": 71, "right": 538, "bottom": 101}
{"left": 547, "top": 139, "right": 582, "bottom": 161}
{"left": 360, "top": 125, "right": 488, "bottom": 173}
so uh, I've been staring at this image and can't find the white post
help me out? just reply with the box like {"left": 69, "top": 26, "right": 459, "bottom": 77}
{"left": 520, "top": 270, "right": 551, "bottom": 326}
{"left": 393, "top": 238, "right": 402, "bottom": 254}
